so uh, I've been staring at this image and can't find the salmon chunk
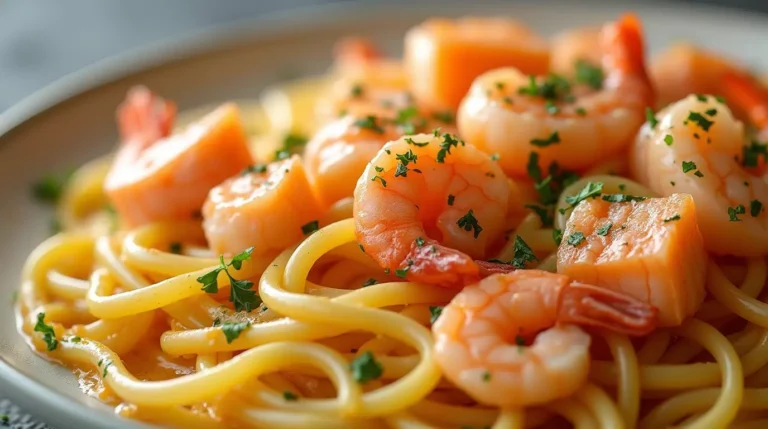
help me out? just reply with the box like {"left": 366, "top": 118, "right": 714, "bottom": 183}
{"left": 557, "top": 193, "right": 706, "bottom": 326}
{"left": 105, "top": 97, "right": 254, "bottom": 227}
{"left": 404, "top": 18, "right": 550, "bottom": 110}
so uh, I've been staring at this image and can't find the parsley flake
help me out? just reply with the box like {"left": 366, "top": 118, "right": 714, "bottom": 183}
{"left": 429, "top": 306, "right": 443, "bottom": 324}
{"left": 663, "top": 214, "right": 681, "bottom": 223}
{"left": 646, "top": 107, "right": 658, "bottom": 128}
{"left": 169, "top": 242, "right": 182, "bottom": 254}
{"left": 751, "top": 200, "right": 763, "bottom": 217}
{"left": 705, "top": 108, "right": 718, "bottom": 117}
{"left": 221, "top": 321, "right": 250, "bottom": 344}
{"left": 436, "top": 133, "right": 464, "bottom": 163}
{"left": 415, "top": 237, "right": 425, "bottom": 247}
{"left": 274, "top": 133, "right": 308, "bottom": 160}
{"left": 567, "top": 232, "right": 586, "bottom": 247}
{"left": 664, "top": 134, "right": 674, "bottom": 146}
{"left": 682, "top": 161, "right": 697, "bottom": 174}
{"left": 686, "top": 111, "right": 714, "bottom": 131}
{"left": 241, "top": 164, "right": 268, "bottom": 175}
{"left": 596, "top": 222, "right": 612, "bottom": 236}
{"left": 601, "top": 194, "right": 647, "bottom": 203}
{"left": 728, "top": 205, "right": 746, "bottom": 222}
{"left": 34, "top": 313, "right": 58, "bottom": 351}
{"left": 350, "top": 84, "right": 364, "bottom": 98}
{"left": 362, "top": 278, "right": 377, "bottom": 287}
{"left": 354, "top": 115, "right": 385, "bottom": 134}
{"left": 510, "top": 236, "right": 538, "bottom": 268}
{"left": 457, "top": 210, "right": 483, "bottom": 238}
{"left": 530, "top": 131, "right": 561, "bottom": 147}
{"left": 301, "top": 220, "right": 319, "bottom": 235}
{"left": 482, "top": 371, "right": 491, "bottom": 382}
{"left": 575, "top": 60, "right": 604, "bottom": 90}
{"left": 372, "top": 175, "right": 387, "bottom": 187}
{"left": 553, "top": 228, "right": 563, "bottom": 245}
{"left": 350, "top": 351, "right": 383, "bottom": 383}
{"left": 565, "top": 182, "right": 604, "bottom": 209}
{"left": 447, "top": 194, "right": 455, "bottom": 206}
{"left": 742, "top": 141, "right": 768, "bottom": 167}
{"left": 283, "top": 391, "right": 299, "bottom": 401}
{"left": 432, "top": 111, "right": 455, "bottom": 124}
{"left": 404, "top": 137, "right": 429, "bottom": 147}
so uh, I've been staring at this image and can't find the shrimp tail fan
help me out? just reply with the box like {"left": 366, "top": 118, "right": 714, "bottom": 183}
{"left": 557, "top": 282, "right": 657, "bottom": 336}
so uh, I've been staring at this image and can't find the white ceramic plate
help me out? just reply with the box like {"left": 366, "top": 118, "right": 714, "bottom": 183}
{"left": 2, "top": 1, "right": 768, "bottom": 427}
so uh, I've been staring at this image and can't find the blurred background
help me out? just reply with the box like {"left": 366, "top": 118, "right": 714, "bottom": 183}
{"left": 0, "top": 0, "right": 766, "bottom": 113}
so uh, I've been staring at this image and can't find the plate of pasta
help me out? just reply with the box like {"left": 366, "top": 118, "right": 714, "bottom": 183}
{"left": 4, "top": 1, "right": 768, "bottom": 428}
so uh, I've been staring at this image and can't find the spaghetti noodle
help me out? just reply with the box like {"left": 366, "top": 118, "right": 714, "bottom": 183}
{"left": 16, "top": 11, "right": 768, "bottom": 429}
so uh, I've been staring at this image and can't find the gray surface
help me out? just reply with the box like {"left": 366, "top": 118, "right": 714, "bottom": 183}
{"left": 0, "top": 0, "right": 766, "bottom": 427}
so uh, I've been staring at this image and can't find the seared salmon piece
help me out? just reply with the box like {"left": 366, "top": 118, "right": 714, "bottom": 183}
{"left": 404, "top": 17, "right": 550, "bottom": 110}
{"left": 557, "top": 193, "right": 706, "bottom": 326}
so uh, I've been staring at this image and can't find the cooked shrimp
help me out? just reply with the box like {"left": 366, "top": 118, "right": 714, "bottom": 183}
{"left": 549, "top": 26, "right": 602, "bottom": 77}
{"left": 105, "top": 87, "right": 254, "bottom": 227}
{"left": 631, "top": 94, "right": 768, "bottom": 256}
{"left": 650, "top": 43, "right": 744, "bottom": 109}
{"left": 305, "top": 109, "right": 457, "bottom": 207}
{"left": 457, "top": 13, "right": 653, "bottom": 177}
{"left": 353, "top": 132, "right": 511, "bottom": 288}
{"left": 432, "top": 270, "right": 656, "bottom": 407}
{"left": 202, "top": 155, "right": 323, "bottom": 256}
{"left": 404, "top": 17, "right": 550, "bottom": 111}
{"left": 558, "top": 193, "right": 707, "bottom": 326}
{"left": 317, "top": 37, "right": 411, "bottom": 125}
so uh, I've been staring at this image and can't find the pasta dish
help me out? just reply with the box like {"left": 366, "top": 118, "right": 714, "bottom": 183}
{"left": 17, "top": 12, "right": 768, "bottom": 429}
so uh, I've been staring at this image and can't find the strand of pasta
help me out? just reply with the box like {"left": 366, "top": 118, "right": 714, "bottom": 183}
{"left": 575, "top": 384, "right": 625, "bottom": 429}
{"left": 491, "top": 409, "right": 525, "bottom": 429}
{"left": 602, "top": 332, "right": 640, "bottom": 428}
{"left": 544, "top": 398, "right": 598, "bottom": 429}
{"left": 638, "top": 318, "right": 743, "bottom": 428}
{"left": 696, "top": 257, "right": 766, "bottom": 321}
{"left": 636, "top": 331, "right": 672, "bottom": 364}
{"left": 706, "top": 260, "right": 768, "bottom": 328}
{"left": 258, "top": 218, "right": 442, "bottom": 416}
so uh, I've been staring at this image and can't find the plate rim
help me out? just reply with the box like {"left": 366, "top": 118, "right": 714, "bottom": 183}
{"left": 2, "top": 0, "right": 768, "bottom": 427}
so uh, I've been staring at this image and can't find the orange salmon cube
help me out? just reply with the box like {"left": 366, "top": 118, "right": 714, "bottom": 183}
{"left": 404, "top": 18, "right": 550, "bottom": 110}
{"left": 557, "top": 193, "right": 706, "bottom": 326}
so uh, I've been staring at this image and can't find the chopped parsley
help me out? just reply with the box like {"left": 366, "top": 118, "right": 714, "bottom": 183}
{"left": 394, "top": 106, "right": 426, "bottom": 135}
{"left": 482, "top": 371, "right": 491, "bottom": 382}
{"left": 354, "top": 115, "right": 385, "bottom": 134}
{"left": 565, "top": 182, "right": 604, "bottom": 209}
{"left": 601, "top": 194, "right": 647, "bottom": 203}
{"left": 241, "top": 164, "right": 268, "bottom": 175}
{"left": 221, "top": 321, "right": 250, "bottom": 344}
{"left": 69, "top": 336, "right": 82, "bottom": 343}
{"left": 394, "top": 163, "right": 409, "bottom": 177}
{"left": 530, "top": 131, "right": 561, "bottom": 147}
{"left": 567, "top": 232, "right": 586, "bottom": 247}
{"left": 715, "top": 95, "right": 727, "bottom": 103}
{"left": 432, "top": 110, "right": 455, "bottom": 124}
{"left": 510, "top": 236, "right": 538, "bottom": 269}
{"left": 372, "top": 175, "right": 387, "bottom": 187}
{"left": 728, "top": 204, "right": 746, "bottom": 222}
{"left": 415, "top": 237, "right": 425, "bottom": 247}
{"left": 596, "top": 222, "right": 612, "bottom": 236}
{"left": 102, "top": 361, "right": 113, "bottom": 378}
{"left": 34, "top": 313, "right": 58, "bottom": 351}
{"left": 664, "top": 134, "right": 674, "bottom": 146}
{"left": 682, "top": 161, "right": 697, "bottom": 174}
{"left": 645, "top": 107, "right": 658, "bottom": 128}
{"left": 362, "top": 278, "right": 377, "bottom": 287}
{"left": 663, "top": 214, "right": 681, "bottom": 223}
{"left": 705, "top": 108, "right": 718, "bottom": 117}
{"left": 751, "top": 200, "right": 763, "bottom": 217}
{"left": 274, "top": 133, "right": 308, "bottom": 160}
{"left": 429, "top": 306, "right": 443, "bottom": 324}
{"left": 685, "top": 111, "right": 714, "bottom": 132}
{"left": 694, "top": 170, "right": 704, "bottom": 178}
{"left": 575, "top": 107, "right": 587, "bottom": 116}
{"left": 742, "top": 141, "right": 768, "bottom": 167}
{"left": 32, "top": 170, "right": 73, "bottom": 203}
{"left": 350, "top": 351, "right": 383, "bottom": 383}
{"left": 545, "top": 100, "right": 560, "bottom": 115}
{"left": 517, "top": 73, "right": 571, "bottom": 101}
{"left": 1, "top": 414, "right": 7, "bottom": 425}
{"left": 436, "top": 133, "right": 464, "bottom": 163}
{"left": 394, "top": 267, "right": 410, "bottom": 278}
{"left": 404, "top": 137, "right": 430, "bottom": 147}
{"left": 695, "top": 94, "right": 708, "bottom": 102}
{"left": 490, "top": 153, "right": 500, "bottom": 161}
{"left": 575, "top": 60, "right": 603, "bottom": 90}
{"left": 301, "top": 220, "right": 319, "bottom": 235}
{"left": 169, "top": 242, "right": 182, "bottom": 254}
{"left": 350, "top": 84, "right": 364, "bottom": 98}
{"left": 457, "top": 210, "right": 483, "bottom": 238}
{"left": 553, "top": 228, "right": 563, "bottom": 245}
{"left": 447, "top": 194, "right": 455, "bottom": 206}
{"left": 525, "top": 204, "right": 554, "bottom": 227}
{"left": 196, "top": 247, "right": 261, "bottom": 312}
{"left": 515, "top": 335, "right": 526, "bottom": 353}
{"left": 283, "top": 391, "right": 299, "bottom": 401}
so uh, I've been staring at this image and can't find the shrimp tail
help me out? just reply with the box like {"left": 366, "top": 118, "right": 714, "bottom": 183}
{"left": 401, "top": 239, "right": 480, "bottom": 289}
{"left": 602, "top": 13, "right": 654, "bottom": 107}
{"left": 117, "top": 86, "right": 176, "bottom": 147}
{"left": 475, "top": 260, "right": 516, "bottom": 277}
{"left": 557, "top": 282, "right": 657, "bottom": 336}
{"left": 722, "top": 70, "right": 768, "bottom": 130}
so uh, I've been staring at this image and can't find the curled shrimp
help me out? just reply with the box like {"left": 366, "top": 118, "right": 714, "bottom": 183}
{"left": 353, "top": 132, "right": 512, "bottom": 288}
{"left": 202, "top": 155, "right": 324, "bottom": 256}
{"left": 317, "top": 37, "right": 410, "bottom": 124}
{"left": 631, "top": 93, "right": 768, "bottom": 256}
{"left": 457, "top": 13, "right": 653, "bottom": 177}
{"left": 432, "top": 270, "right": 656, "bottom": 407}
{"left": 105, "top": 87, "right": 253, "bottom": 226}
{"left": 305, "top": 109, "right": 456, "bottom": 208}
